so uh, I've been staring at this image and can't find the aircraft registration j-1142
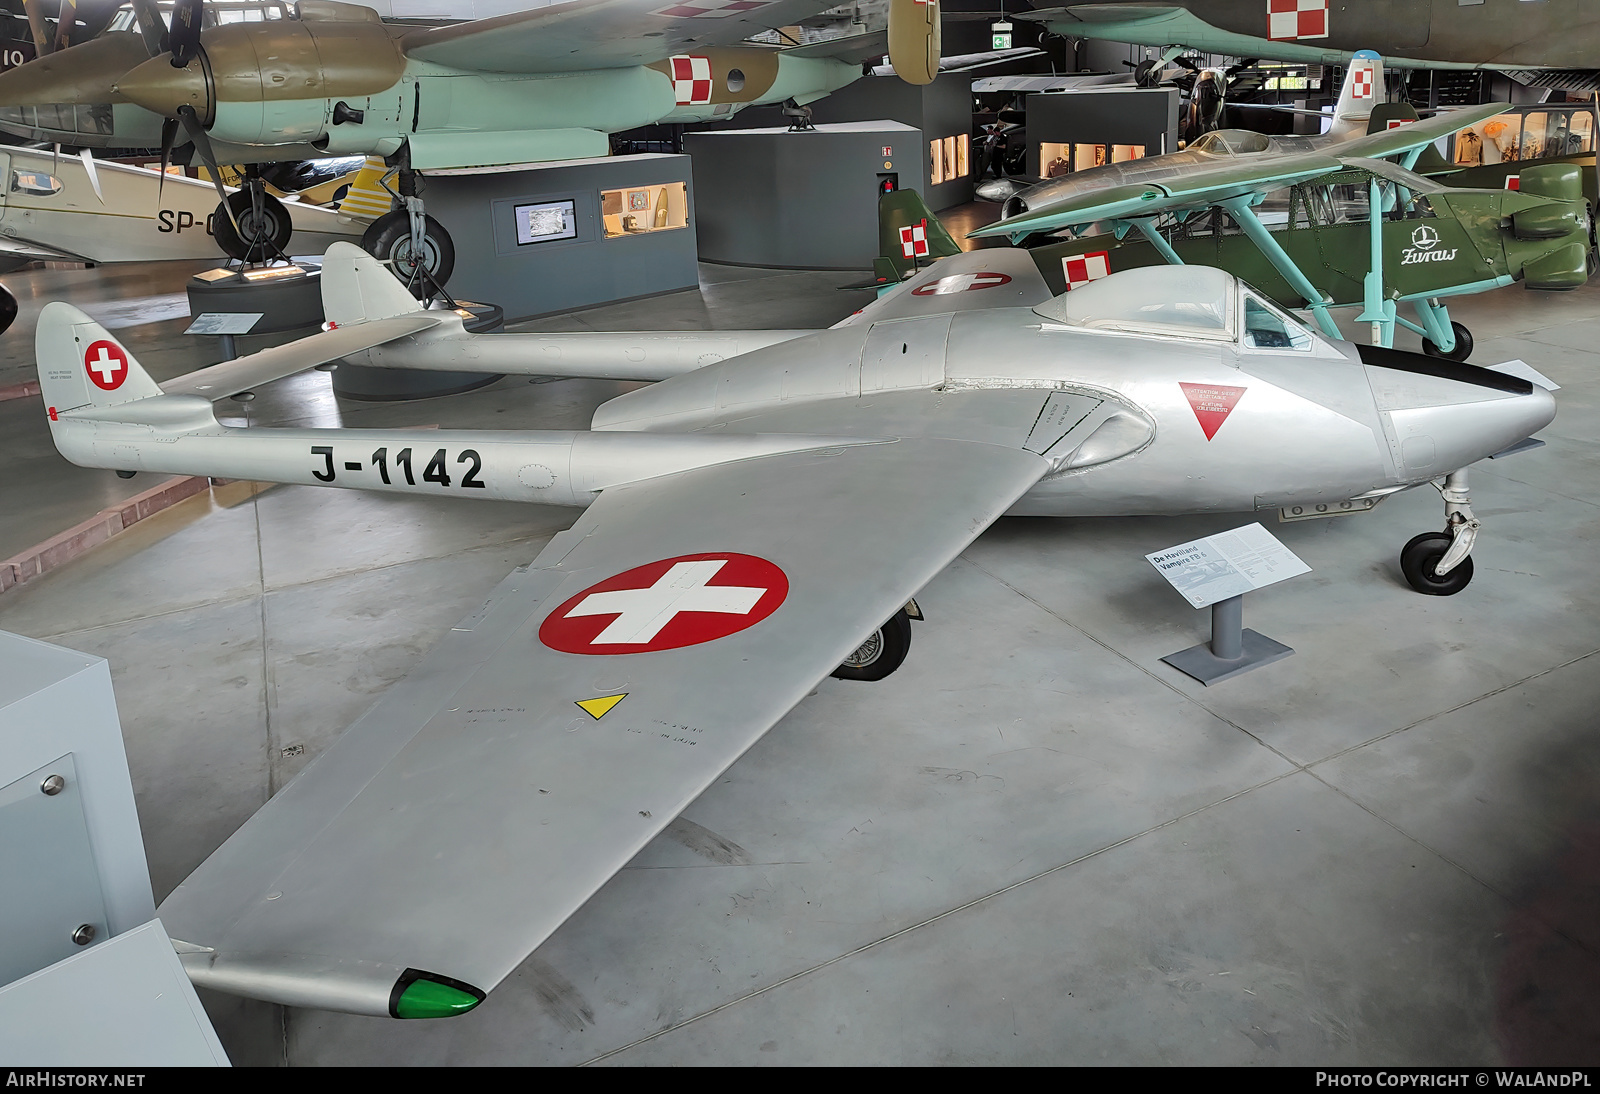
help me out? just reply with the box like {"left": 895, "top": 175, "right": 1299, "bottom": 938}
{"left": 32, "top": 243, "right": 1555, "bottom": 1018}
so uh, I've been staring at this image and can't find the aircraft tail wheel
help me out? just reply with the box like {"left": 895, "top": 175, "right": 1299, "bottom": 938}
{"left": 1422, "top": 321, "right": 1473, "bottom": 363}
{"left": 832, "top": 608, "right": 913, "bottom": 681}
{"left": 1401, "top": 531, "right": 1474, "bottom": 595}
{"left": 362, "top": 210, "right": 456, "bottom": 297}
{"left": 211, "top": 190, "right": 294, "bottom": 262}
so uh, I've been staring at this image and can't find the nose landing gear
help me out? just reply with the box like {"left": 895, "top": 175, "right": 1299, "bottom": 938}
{"left": 1400, "top": 468, "right": 1479, "bottom": 595}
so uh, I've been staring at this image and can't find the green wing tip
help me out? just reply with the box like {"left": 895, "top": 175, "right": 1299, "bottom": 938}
{"left": 391, "top": 970, "right": 486, "bottom": 1019}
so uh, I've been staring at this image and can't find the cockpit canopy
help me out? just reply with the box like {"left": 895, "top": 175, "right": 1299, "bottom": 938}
{"left": 1189, "top": 129, "right": 1273, "bottom": 155}
{"left": 1032, "top": 264, "right": 1320, "bottom": 352}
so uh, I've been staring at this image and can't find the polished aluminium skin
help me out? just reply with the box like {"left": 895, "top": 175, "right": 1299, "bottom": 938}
{"left": 31, "top": 245, "right": 1554, "bottom": 1019}
{"left": 1023, "top": 0, "right": 1600, "bottom": 70}
{"left": 0, "top": 0, "right": 925, "bottom": 169}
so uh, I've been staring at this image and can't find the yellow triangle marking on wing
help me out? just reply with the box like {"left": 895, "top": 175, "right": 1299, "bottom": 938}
{"left": 576, "top": 693, "right": 627, "bottom": 720}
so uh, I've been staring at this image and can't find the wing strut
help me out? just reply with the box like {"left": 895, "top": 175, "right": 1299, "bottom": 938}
{"left": 1217, "top": 194, "right": 1341, "bottom": 339}
{"left": 1127, "top": 216, "right": 1185, "bottom": 265}
{"left": 1355, "top": 175, "right": 1397, "bottom": 347}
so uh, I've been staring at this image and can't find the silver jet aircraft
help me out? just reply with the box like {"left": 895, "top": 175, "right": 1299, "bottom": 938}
{"left": 31, "top": 243, "right": 1555, "bottom": 1018}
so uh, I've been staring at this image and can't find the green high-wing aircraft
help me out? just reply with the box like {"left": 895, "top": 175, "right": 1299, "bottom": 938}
{"left": 1022, "top": 0, "right": 1600, "bottom": 70}
{"left": 963, "top": 98, "right": 1593, "bottom": 359}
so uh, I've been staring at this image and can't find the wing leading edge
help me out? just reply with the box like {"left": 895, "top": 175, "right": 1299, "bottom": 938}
{"left": 157, "top": 436, "right": 1048, "bottom": 1017}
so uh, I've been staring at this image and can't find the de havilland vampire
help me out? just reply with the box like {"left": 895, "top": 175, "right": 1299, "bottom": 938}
{"left": 30, "top": 243, "right": 1554, "bottom": 1018}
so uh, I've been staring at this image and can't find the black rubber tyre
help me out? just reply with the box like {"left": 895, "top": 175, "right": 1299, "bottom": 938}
{"left": 832, "top": 609, "right": 913, "bottom": 682}
{"left": 1401, "top": 531, "right": 1474, "bottom": 595}
{"left": 1422, "top": 321, "right": 1473, "bottom": 363}
{"left": 0, "top": 282, "right": 17, "bottom": 336}
{"left": 1134, "top": 59, "right": 1160, "bottom": 88}
{"left": 361, "top": 209, "right": 455, "bottom": 296}
{"left": 211, "top": 189, "right": 293, "bottom": 261}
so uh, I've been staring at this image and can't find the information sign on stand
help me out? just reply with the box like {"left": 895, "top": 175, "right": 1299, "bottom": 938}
{"left": 1147, "top": 523, "right": 1309, "bottom": 685}
{"left": 184, "top": 312, "right": 263, "bottom": 363}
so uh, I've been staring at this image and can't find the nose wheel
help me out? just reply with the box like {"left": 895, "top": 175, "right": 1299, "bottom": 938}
{"left": 1400, "top": 469, "right": 1479, "bottom": 595}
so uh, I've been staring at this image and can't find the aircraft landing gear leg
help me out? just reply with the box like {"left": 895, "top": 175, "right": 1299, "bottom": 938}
{"left": 1416, "top": 297, "right": 1472, "bottom": 361}
{"left": 211, "top": 172, "right": 293, "bottom": 264}
{"left": 361, "top": 168, "right": 456, "bottom": 299}
{"left": 1400, "top": 468, "right": 1478, "bottom": 595}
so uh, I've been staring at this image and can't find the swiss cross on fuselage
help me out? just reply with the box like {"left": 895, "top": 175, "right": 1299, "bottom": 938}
{"left": 84, "top": 340, "right": 128, "bottom": 391}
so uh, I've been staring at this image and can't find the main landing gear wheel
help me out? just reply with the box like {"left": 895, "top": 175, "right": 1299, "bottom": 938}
{"left": 1401, "top": 532, "right": 1475, "bottom": 595}
{"left": 1422, "top": 321, "right": 1473, "bottom": 363}
{"left": 211, "top": 189, "right": 293, "bottom": 263}
{"left": 362, "top": 209, "right": 456, "bottom": 297}
{"left": 832, "top": 608, "right": 913, "bottom": 682}
{"left": 0, "top": 282, "right": 17, "bottom": 336}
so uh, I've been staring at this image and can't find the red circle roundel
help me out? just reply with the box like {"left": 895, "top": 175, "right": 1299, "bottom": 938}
{"left": 540, "top": 553, "right": 788, "bottom": 655}
{"left": 84, "top": 340, "right": 129, "bottom": 391}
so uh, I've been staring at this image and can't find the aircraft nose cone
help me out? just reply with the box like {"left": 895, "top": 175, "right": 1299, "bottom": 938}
{"left": 114, "top": 53, "right": 209, "bottom": 119}
{"left": 0, "top": 31, "right": 151, "bottom": 106}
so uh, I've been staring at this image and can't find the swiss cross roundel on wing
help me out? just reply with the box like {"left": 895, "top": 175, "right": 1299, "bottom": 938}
{"left": 83, "top": 340, "right": 129, "bottom": 391}
{"left": 540, "top": 553, "right": 789, "bottom": 655}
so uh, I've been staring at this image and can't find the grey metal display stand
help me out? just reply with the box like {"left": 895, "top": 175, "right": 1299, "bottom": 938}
{"left": 1147, "top": 523, "right": 1308, "bottom": 687}
{"left": 1160, "top": 594, "right": 1295, "bottom": 685}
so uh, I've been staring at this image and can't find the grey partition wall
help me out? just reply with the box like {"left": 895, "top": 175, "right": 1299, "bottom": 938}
{"left": 686, "top": 121, "right": 924, "bottom": 270}
{"left": 804, "top": 74, "right": 976, "bottom": 210}
{"left": 420, "top": 153, "right": 698, "bottom": 322}
{"left": 1026, "top": 87, "right": 1180, "bottom": 180}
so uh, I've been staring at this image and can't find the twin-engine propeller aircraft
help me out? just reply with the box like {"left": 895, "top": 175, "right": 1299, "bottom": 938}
{"left": 32, "top": 242, "right": 1554, "bottom": 1019}
{"left": 0, "top": 0, "right": 937, "bottom": 278}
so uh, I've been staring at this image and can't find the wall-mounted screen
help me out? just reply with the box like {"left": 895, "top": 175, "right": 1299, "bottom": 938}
{"left": 514, "top": 199, "right": 578, "bottom": 245}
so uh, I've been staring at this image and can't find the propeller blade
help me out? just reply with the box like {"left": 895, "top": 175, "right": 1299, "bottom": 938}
{"left": 53, "top": 0, "right": 78, "bottom": 52}
{"left": 79, "top": 148, "right": 103, "bottom": 206}
{"left": 129, "top": 0, "right": 170, "bottom": 57}
{"left": 157, "top": 115, "right": 178, "bottom": 204}
{"left": 169, "top": 0, "right": 203, "bottom": 68}
{"left": 178, "top": 104, "right": 238, "bottom": 233}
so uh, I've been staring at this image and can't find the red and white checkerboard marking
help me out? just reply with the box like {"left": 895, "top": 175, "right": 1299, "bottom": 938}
{"left": 1062, "top": 251, "right": 1111, "bottom": 290}
{"left": 670, "top": 55, "right": 713, "bottom": 105}
{"left": 1267, "top": 0, "right": 1328, "bottom": 41}
{"left": 1349, "top": 64, "right": 1374, "bottom": 101}
{"left": 652, "top": 0, "right": 769, "bottom": 17}
{"left": 899, "top": 219, "right": 929, "bottom": 259}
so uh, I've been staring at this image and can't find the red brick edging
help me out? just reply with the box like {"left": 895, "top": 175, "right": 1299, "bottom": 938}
{"left": 0, "top": 475, "right": 214, "bottom": 594}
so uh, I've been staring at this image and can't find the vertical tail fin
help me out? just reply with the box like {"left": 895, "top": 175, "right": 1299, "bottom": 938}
{"left": 1328, "top": 50, "right": 1384, "bottom": 141}
{"left": 36, "top": 301, "right": 163, "bottom": 420}
{"left": 320, "top": 241, "right": 427, "bottom": 326}
{"left": 877, "top": 189, "right": 962, "bottom": 281}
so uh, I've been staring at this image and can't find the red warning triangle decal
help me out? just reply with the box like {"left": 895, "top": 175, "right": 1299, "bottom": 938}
{"left": 1179, "top": 383, "right": 1247, "bottom": 441}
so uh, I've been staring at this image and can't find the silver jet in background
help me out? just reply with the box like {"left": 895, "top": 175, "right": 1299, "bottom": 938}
{"left": 30, "top": 244, "right": 1554, "bottom": 1019}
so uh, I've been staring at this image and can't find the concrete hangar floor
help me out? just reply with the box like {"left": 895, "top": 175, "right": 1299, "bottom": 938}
{"left": 0, "top": 240, "right": 1597, "bottom": 1066}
